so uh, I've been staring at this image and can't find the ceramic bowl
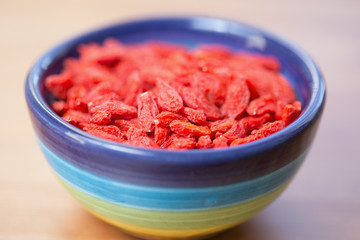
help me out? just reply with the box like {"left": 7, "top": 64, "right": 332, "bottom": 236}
{"left": 25, "top": 16, "right": 325, "bottom": 240}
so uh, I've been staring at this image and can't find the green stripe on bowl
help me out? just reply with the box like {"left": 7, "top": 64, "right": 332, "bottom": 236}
{"left": 59, "top": 177, "right": 289, "bottom": 230}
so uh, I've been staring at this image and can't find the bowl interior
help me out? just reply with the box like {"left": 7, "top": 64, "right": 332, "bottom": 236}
{"left": 38, "top": 17, "right": 315, "bottom": 111}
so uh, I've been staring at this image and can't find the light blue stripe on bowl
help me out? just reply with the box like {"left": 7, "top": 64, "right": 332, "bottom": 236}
{"left": 39, "top": 139, "right": 307, "bottom": 211}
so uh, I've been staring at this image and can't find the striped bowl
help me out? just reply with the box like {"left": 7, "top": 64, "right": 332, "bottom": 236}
{"left": 25, "top": 17, "right": 325, "bottom": 240}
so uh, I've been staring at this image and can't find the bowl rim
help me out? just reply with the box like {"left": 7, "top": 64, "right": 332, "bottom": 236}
{"left": 25, "top": 15, "right": 326, "bottom": 164}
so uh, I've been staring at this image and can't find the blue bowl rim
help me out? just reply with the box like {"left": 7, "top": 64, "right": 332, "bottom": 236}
{"left": 25, "top": 15, "right": 326, "bottom": 165}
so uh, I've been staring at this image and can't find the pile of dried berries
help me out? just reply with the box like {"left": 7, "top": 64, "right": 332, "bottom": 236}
{"left": 45, "top": 39, "right": 301, "bottom": 149}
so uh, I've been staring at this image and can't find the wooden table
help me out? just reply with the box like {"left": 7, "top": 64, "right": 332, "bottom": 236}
{"left": 1, "top": 0, "right": 359, "bottom": 239}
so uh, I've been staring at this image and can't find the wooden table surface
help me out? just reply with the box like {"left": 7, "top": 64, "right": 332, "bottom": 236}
{"left": 1, "top": 0, "right": 359, "bottom": 239}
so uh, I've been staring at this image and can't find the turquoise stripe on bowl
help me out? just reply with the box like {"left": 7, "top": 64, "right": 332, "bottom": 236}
{"left": 39, "top": 139, "right": 307, "bottom": 211}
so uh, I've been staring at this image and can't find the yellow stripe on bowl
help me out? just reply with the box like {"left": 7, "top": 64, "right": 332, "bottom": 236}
{"left": 59, "top": 178, "right": 289, "bottom": 238}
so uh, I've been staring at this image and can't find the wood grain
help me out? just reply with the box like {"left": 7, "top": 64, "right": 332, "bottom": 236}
{"left": 1, "top": 0, "right": 360, "bottom": 239}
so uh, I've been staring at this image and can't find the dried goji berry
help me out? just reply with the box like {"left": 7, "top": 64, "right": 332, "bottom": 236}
{"left": 180, "top": 87, "right": 221, "bottom": 120}
{"left": 86, "top": 82, "right": 121, "bottom": 103}
{"left": 197, "top": 135, "right": 212, "bottom": 149}
{"left": 83, "top": 123, "right": 122, "bottom": 135}
{"left": 165, "top": 49, "right": 192, "bottom": 76}
{"left": 275, "top": 100, "right": 286, "bottom": 120}
{"left": 282, "top": 101, "right": 302, "bottom": 125}
{"left": 75, "top": 63, "right": 118, "bottom": 85}
{"left": 192, "top": 45, "right": 231, "bottom": 61}
{"left": 114, "top": 61, "right": 138, "bottom": 86}
{"left": 190, "top": 72, "right": 226, "bottom": 106}
{"left": 213, "top": 135, "right": 228, "bottom": 148}
{"left": 221, "top": 79, "right": 250, "bottom": 119}
{"left": 169, "top": 120, "right": 211, "bottom": 138}
{"left": 222, "top": 122, "right": 247, "bottom": 143}
{"left": 236, "top": 53, "right": 281, "bottom": 72}
{"left": 196, "top": 120, "right": 212, "bottom": 128}
{"left": 239, "top": 113, "right": 274, "bottom": 134}
{"left": 154, "top": 111, "right": 187, "bottom": 127}
{"left": 87, "top": 92, "right": 121, "bottom": 111}
{"left": 242, "top": 69, "right": 274, "bottom": 99}
{"left": 193, "top": 52, "right": 224, "bottom": 73}
{"left": 67, "top": 85, "right": 88, "bottom": 113}
{"left": 124, "top": 71, "right": 143, "bottom": 106}
{"left": 251, "top": 120, "right": 285, "bottom": 139}
{"left": 156, "top": 78, "right": 183, "bottom": 112}
{"left": 89, "top": 110, "right": 111, "bottom": 125}
{"left": 62, "top": 110, "right": 90, "bottom": 126}
{"left": 246, "top": 94, "right": 276, "bottom": 116}
{"left": 83, "top": 124, "right": 126, "bottom": 143}
{"left": 137, "top": 91, "right": 159, "bottom": 132}
{"left": 231, "top": 120, "right": 285, "bottom": 146}
{"left": 250, "top": 54, "right": 281, "bottom": 71}
{"left": 230, "top": 135, "right": 256, "bottom": 146}
{"left": 214, "top": 131, "right": 223, "bottom": 139}
{"left": 140, "top": 65, "right": 177, "bottom": 86}
{"left": 126, "top": 126, "right": 158, "bottom": 148}
{"left": 78, "top": 39, "right": 125, "bottom": 67}
{"left": 89, "top": 99, "right": 137, "bottom": 120}
{"left": 114, "top": 119, "right": 138, "bottom": 133}
{"left": 168, "top": 136, "right": 196, "bottom": 150}
{"left": 181, "top": 107, "right": 207, "bottom": 124}
{"left": 160, "top": 134, "right": 177, "bottom": 148}
{"left": 146, "top": 42, "right": 185, "bottom": 58}
{"left": 209, "top": 66, "right": 233, "bottom": 85}
{"left": 51, "top": 101, "right": 67, "bottom": 115}
{"left": 45, "top": 71, "right": 73, "bottom": 100}
{"left": 87, "top": 130, "right": 125, "bottom": 142}
{"left": 210, "top": 118, "right": 237, "bottom": 133}
{"left": 270, "top": 74, "right": 296, "bottom": 104}
{"left": 154, "top": 125, "right": 171, "bottom": 146}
